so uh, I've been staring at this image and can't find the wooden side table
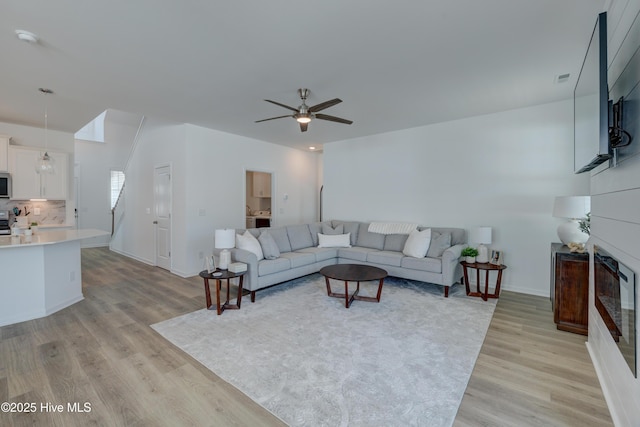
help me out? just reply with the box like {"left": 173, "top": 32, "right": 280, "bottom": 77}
{"left": 199, "top": 269, "right": 246, "bottom": 315}
{"left": 460, "top": 261, "right": 507, "bottom": 301}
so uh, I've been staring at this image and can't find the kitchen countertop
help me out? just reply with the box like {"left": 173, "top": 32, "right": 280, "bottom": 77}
{"left": 0, "top": 228, "right": 108, "bottom": 248}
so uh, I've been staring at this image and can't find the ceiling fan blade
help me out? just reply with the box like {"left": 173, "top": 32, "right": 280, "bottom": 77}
{"left": 300, "top": 122, "right": 308, "bottom": 132}
{"left": 309, "top": 98, "right": 342, "bottom": 113}
{"left": 264, "top": 99, "right": 299, "bottom": 112}
{"left": 255, "top": 115, "right": 293, "bottom": 123}
{"left": 315, "top": 113, "right": 353, "bottom": 125}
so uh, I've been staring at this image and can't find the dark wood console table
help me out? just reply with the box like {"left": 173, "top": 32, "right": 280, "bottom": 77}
{"left": 551, "top": 243, "right": 588, "bottom": 335}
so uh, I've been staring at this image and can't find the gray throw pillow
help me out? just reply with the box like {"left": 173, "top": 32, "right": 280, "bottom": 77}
{"left": 259, "top": 231, "right": 280, "bottom": 260}
{"left": 322, "top": 223, "right": 344, "bottom": 235}
{"left": 426, "top": 231, "right": 452, "bottom": 258}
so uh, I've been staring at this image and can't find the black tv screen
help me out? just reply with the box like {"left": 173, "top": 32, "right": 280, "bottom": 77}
{"left": 574, "top": 12, "right": 611, "bottom": 174}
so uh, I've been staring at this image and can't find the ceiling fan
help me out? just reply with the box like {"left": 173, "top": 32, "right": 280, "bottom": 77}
{"left": 255, "top": 88, "right": 353, "bottom": 132}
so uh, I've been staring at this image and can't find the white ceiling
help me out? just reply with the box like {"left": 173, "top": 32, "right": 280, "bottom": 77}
{"left": 0, "top": 0, "right": 604, "bottom": 150}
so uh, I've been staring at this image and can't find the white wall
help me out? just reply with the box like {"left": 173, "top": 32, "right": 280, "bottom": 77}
{"left": 0, "top": 121, "right": 75, "bottom": 225}
{"left": 109, "top": 118, "right": 187, "bottom": 268}
{"left": 323, "top": 100, "right": 589, "bottom": 296}
{"left": 110, "top": 120, "right": 320, "bottom": 277}
{"left": 75, "top": 114, "right": 141, "bottom": 247}
{"left": 182, "top": 124, "right": 319, "bottom": 276}
{"left": 587, "top": 1, "right": 640, "bottom": 425}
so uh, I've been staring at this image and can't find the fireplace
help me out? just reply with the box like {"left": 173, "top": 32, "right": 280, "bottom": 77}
{"left": 594, "top": 246, "right": 636, "bottom": 377}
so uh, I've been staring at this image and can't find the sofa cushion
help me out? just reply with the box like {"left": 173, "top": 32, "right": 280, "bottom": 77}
{"left": 367, "top": 250, "right": 403, "bottom": 267}
{"left": 429, "top": 227, "right": 465, "bottom": 246}
{"left": 338, "top": 246, "right": 378, "bottom": 262}
{"left": 426, "top": 231, "right": 452, "bottom": 258}
{"left": 258, "top": 257, "right": 291, "bottom": 276}
{"left": 308, "top": 222, "right": 328, "bottom": 246}
{"left": 322, "top": 223, "right": 344, "bottom": 235}
{"left": 403, "top": 228, "right": 432, "bottom": 258}
{"left": 269, "top": 227, "right": 292, "bottom": 253}
{"left": 383, "top": 234, "right": 409, "bottom": 252}
{"left": 236, "top": 230, "right": 264, "bottom": 260}
{"left": 279, "top": 252, "right": 317, "bottom": 268}
{"left": 287, "top": 224, "right": 314, "bottom": 251}
{"left": 356, "top": 223, "right": 385, "bottom": 250}
{"left": 333, "top": 221, "right": 360, "bottom": 245}
{"left": 258, "top": 231, "right": 280, "bottom": 260}
{"left": 297, "top": 247, "right": 339, "bottom": 262}
{"left": 401, "top": 256, "right": 442, "bottom": 273}
{"left": 318, "top": 233, "right": 351, "bottom": 248}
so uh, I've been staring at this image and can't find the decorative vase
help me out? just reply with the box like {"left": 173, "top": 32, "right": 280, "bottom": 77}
{"left": 465, "top": 256, "right": 476, "bottom": 263}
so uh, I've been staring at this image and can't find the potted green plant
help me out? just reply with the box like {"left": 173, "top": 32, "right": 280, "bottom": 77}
{"left": 461, "top": 247, "right": 479, "bottom": 263}
{"left": 30, "top": 222, "right": 39, "bottom": 233}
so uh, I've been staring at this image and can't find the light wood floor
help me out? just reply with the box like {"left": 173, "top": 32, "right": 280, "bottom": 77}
{"left": 0, "top": 247, "right": 612, "bottom": 426}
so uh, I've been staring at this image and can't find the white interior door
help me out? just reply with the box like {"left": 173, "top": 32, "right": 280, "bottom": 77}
{"left": 154, "top": 165, "right": 171, "bottom": 270}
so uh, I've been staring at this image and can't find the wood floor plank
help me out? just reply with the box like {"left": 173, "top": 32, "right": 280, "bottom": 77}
{"left": 0, "top": 248, "right": 612, "bottom": 426}
{"left": 455, "top": 290, "right": 612, "bottom": 426}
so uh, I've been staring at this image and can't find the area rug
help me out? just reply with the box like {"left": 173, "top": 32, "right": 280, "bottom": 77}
{"left": 151, "top": 274, "right": 496, "bottom": 427}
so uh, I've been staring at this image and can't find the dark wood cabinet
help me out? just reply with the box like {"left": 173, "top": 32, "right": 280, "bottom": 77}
{"left": 551, "top": 243, "right": 589, "bottom": 335}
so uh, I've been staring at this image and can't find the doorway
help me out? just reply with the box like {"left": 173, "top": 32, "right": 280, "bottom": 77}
{"left": 245, "top": 170, "right": 273, "bottom": 229}
{"left": 154, "top": 164, "right": 172, "bottom": 270}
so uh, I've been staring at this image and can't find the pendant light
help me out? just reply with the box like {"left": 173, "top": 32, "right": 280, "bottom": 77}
{"left": 36, "top": 88, "right": 55, "bottom": 175}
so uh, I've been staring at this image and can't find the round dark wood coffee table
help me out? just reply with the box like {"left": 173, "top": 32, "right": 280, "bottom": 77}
{"left": 320, "top": 264, "right": 388, "bottom": 308}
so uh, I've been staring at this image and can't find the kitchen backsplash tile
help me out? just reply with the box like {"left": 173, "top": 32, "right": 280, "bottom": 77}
{"left": 0, "top": 200, "right": 66, "bottom": 225}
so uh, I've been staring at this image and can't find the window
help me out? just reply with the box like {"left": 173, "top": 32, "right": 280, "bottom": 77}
{"left": 110, "top": 170, "right": 125, "bottom": 209}
{"left": 75, "top": 110, "right": 106, "bottom": 143}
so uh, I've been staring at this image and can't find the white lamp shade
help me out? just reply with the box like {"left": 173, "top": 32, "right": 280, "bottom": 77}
{"left": 470, "top": 227, "right": 492, "bottom": 244}
{"left": 215, "top": 229, "right": 236, "bottom": 249}
{"left": 553, "top": 196, "right": 590, "bottom": 219}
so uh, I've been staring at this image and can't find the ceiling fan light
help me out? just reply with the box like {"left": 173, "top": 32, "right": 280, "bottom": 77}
{"left": 296, "top": 115, "right": 311, "bottom": 124}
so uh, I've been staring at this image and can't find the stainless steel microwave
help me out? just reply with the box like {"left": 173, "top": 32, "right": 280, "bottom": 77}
{"left": 0, "top": 172, "right": 11, "bottom": 198}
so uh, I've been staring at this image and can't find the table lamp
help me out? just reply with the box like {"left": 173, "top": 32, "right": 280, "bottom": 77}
{"left": 471, "top": 227, "right": 492, "bottom": 263}
{"left": 552, "top": 196, "right": 590, "bottom": 245}
{"left": 215, "top": 228, "right": 235, "bottom": 270}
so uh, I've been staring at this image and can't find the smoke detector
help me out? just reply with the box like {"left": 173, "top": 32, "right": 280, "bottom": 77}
{"left": 15, "top": 30, "right": 39, "bottom": 44}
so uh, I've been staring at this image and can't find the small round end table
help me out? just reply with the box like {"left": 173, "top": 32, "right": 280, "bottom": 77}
{"left": 460, "top": 261, "right": 507, "bottom": 301}
{"left": 199, "top": 269, "right": 246, "bottom": 315}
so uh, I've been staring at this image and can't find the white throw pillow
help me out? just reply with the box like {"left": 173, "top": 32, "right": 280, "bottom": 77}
{"left": 402, "top": 228, "right": 432, "bottom": 258}
{"left": 318, "top": 233, "right": 351, "bottom": 248}
{"left": 236, "top": 230, "right": 264, "bottom": 260}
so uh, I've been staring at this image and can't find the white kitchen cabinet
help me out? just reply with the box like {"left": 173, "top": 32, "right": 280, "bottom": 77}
{"left": 8, "top": 146, "right": 68, "bottom": 200}
{"left": 0, "top": 135, "right": 9, "bottom": 171}
{"left": 252, "top": 172, "right": 271, "bottom": 198}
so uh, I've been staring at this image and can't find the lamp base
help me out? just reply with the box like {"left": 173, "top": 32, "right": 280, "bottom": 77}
{"left": 476, "top": 244, "right": 489, "bottom": 263}
{"left": 219, "top": 249, "right": 231, "bottom": 270}
{"left": 557, "top": 220, "right": 589, "bottom": 246}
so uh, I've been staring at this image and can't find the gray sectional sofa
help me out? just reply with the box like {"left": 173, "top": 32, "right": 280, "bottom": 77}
{"left": 219, "top": 220, "right": 466, "bottom": 302}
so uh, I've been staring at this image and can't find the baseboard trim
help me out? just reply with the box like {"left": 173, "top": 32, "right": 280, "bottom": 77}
{"left": 586, "top": 341, "right": 622, "bottom": 427}
{"left": 108, "top": 246, "right": 155, "bottom": 266}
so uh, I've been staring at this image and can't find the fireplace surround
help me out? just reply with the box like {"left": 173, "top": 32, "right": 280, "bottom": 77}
{"left": 594, "top": 245, "right": 637, "bottom": 377}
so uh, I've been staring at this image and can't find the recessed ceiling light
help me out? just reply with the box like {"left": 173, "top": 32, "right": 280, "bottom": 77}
{"left": 309, "top": 146, "right": 316, "bottom": 150}
{"left": 15, "top": 29, "right": 39, "bottom": 44}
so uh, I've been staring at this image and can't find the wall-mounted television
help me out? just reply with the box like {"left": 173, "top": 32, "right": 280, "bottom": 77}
{"left": 574, "top": 12, "right": 611, "bottom": 174}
